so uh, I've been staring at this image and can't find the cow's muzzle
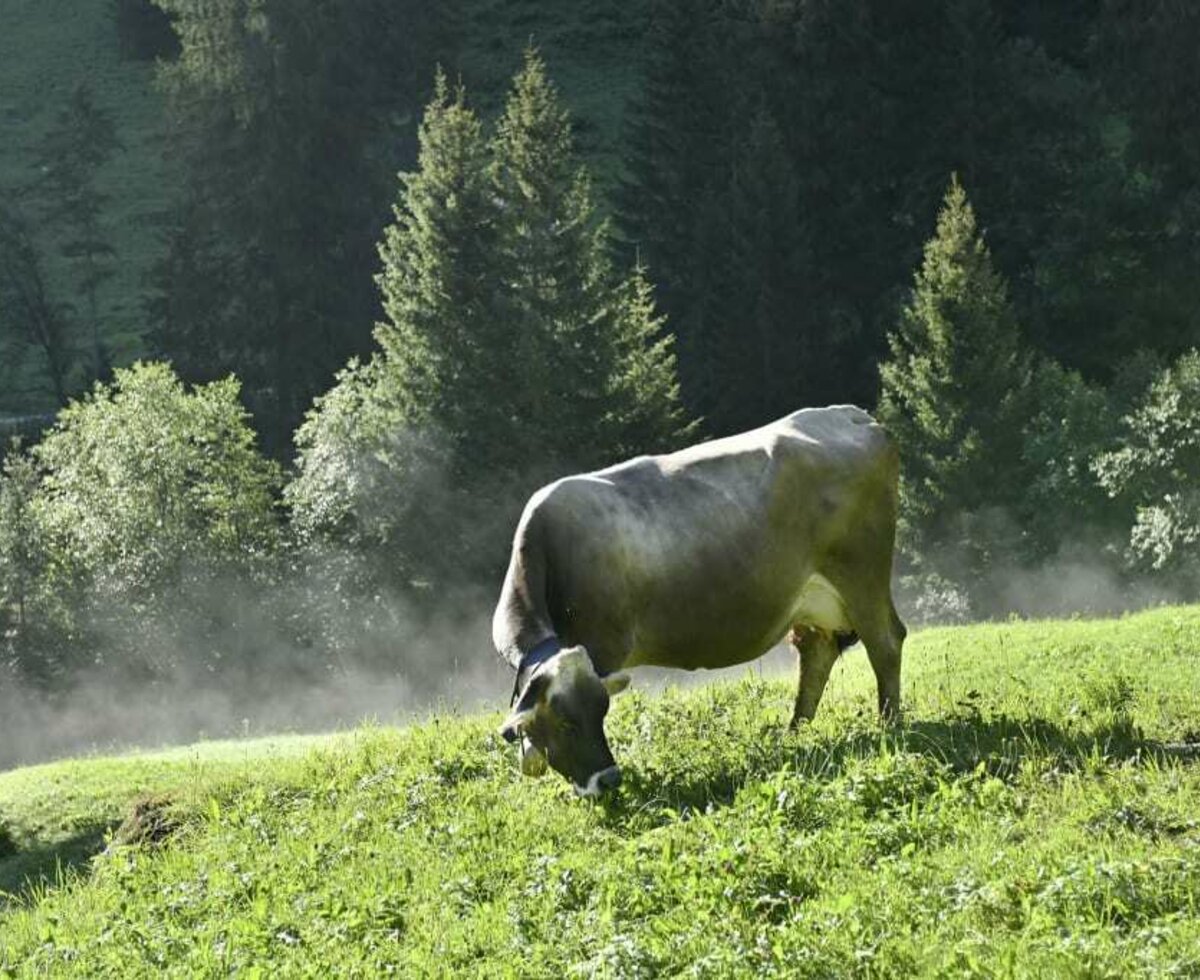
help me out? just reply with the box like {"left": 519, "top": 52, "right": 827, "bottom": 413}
{"left": 574, "top": 765, "right": 622, "bottom": 799}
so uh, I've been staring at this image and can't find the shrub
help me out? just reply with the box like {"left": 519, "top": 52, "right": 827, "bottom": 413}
{"left": 4, "top": 362, "right": 285, "bottom": 681}
{"left": 35, "top": 362, "right": 281, "bottom": 602}
{"left": 1019, "top": 358, "right": 1122, "bottom": 561}
{"left": 1093, "top": 350, "right": 1200, "bottom": 584}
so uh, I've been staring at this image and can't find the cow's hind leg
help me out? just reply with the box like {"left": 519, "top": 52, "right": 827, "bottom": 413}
{"left": 855, "top": 600, "right": 906, "bottom": 722}
{"left": 789, "top": 626, "right": 840, "bottom": 727}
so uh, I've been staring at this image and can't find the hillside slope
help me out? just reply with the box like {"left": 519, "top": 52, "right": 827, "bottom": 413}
{"left": 2, "top": 607, "right": 1200, "bottom": 976}
{"left": 0, "top": 0, "right": 177, "bottom": 412}
{"left": 0, "top": 0, "right": 647, "bottom": 417}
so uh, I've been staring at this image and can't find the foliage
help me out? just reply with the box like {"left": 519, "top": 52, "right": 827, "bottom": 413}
{"left": 34, "top": 362, "right": 281, "bottom": 602}
{"left": 287, "top": 356, "right": 451, "bottom": 587}
{"left": 1019, "top": 357, "right": 1121, "bottom": 560}
{"left": 0, "top": 362, "right": 282, "bottom": 681}
{"left": 30, "top": 83, "right": 122, "bottom": 384}
{"left": 0, "top": 446, "right": 61, "bottom": 682}
{"left": 878, "top": 177, "right": 1031, "bottom": 581}
{"left": 3, "top": 607, "right": 1200, "bottom": 974}
{"left": 1094, "top": 350, "right": 1200, "bottom": 581}
{"left": 293, "top": 53, "right": 688, "bottom": 586}
{"left": 151, "top": 0, "right": 452, "bottom": 452}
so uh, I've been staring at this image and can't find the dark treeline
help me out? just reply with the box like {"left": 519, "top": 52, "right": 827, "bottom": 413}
{"left": 1, "top": 0, "right": 1199, "bottom": 744}
{"left": 620, "top": 0, "right": 1199, "bottom": 433}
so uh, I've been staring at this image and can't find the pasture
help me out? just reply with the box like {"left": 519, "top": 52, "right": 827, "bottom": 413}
{"left": 2, "top": 606, "right": 1199, "bottom": 976}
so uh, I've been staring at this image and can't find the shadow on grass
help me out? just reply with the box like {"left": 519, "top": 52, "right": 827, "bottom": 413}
{"left": 601, "top": 710, "right": 1181, "bottom": 827}
{"left": 0, "top": 822, "right": 109, "bottom": 910}
{"left": 0, "top": 795, "right": 183, "bottom": 911}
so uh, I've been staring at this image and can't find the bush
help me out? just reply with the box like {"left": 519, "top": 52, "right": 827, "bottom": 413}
{"left": 1, "top": 363, "right": 283, "bottom": 682}
{"left": 1019, "top": 358, "right": 1122, "bottom": 561}
{"left": 35, "top": 362, "right": 281, "bottom": 602}
{"left": 898, "top": 573, "right": 972, "bottom": 626}
{"left": 1094, "top": 350, "right": 1200, "bottom": 583}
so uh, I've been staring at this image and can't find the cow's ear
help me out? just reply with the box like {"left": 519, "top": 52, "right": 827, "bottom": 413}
{"left": 499, "top": 672, "right": 549, "bottom": 742}
{"left": 604, "top": 672, "right": 631, "bottom": 697}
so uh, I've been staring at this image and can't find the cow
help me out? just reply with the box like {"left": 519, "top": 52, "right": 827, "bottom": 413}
{"left": 492, "top": 405, "right": 906, "bottom": 797}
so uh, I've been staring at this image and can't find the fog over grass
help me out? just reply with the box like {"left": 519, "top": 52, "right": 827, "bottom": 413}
{"left": 0, "top": 572, "right": 509, "bottom": 771}
{"left": 0, "top": 501, "right": 1190, "bottom": 773}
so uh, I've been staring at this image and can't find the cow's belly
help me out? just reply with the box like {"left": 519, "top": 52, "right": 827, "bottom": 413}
{"left": 624, "top": 572, "right": 851, "bottom": 671}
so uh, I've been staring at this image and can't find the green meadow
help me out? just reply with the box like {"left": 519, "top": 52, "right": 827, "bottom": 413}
{"left": 2, "top": 606, "right": 1199, "bottom": 977}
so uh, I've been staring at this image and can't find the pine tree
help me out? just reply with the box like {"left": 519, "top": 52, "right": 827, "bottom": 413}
{"left": 878, "top": 176, "right": 1031, "bottom": 577}
{"left": 292, "top": 53, "right": 688, "bottom": 586}
{"left": 31, "top": 84, "right": 120, "bottom": 382}
{"left": 374, "top": 71, "right": 500, "bottom": 455}
{"left": 488, "top": 48, "right": 688, "bottom": 468}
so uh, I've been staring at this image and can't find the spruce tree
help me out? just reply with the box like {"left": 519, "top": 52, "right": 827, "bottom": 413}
{"left": 878, "top": 176, "right": 1030, "bottom": 578}
{"left": 374, "top": 71, "right": 499, "bottom": 454}
{"left": 31, "top": 84, "right": 120, "bottom": 382}
{"left": 488, "top": 48, "right": 687, "bottom": 469}
{"left": 292, "top": 53, "right": 688, "bottom": 586}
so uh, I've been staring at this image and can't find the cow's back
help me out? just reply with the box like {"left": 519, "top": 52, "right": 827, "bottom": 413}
{"left": 529, "top": 407, "right": 891, "bottom": 669}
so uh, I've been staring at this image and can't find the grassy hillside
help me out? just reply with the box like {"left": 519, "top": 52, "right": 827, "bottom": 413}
{"left": 0, "top": 0, "right": 646, "bottom": 417}
{"left": 0, "top": 0, "right": 177, "bottom": 412}
{"left": 2, "top": 607, "right": 1200, "bottom": 975}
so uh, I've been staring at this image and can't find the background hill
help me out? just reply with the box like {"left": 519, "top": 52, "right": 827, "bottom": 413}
{"left": 0, "top": 0, "right": 648, "bottom": 416}
{"left": 0, "top": 0, "right": 177, "bottom": 412}
{"left": 2, "top": 608, "right": 1199, "bottom": 975}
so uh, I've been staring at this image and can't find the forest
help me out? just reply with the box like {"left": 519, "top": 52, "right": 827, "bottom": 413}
{"left": 1, "top": 0, "right": 1198, "bottom": 713}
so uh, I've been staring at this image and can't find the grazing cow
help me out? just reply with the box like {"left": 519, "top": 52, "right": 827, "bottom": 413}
{"left": 493, "top": 405, "right": 906, "bottom": 797}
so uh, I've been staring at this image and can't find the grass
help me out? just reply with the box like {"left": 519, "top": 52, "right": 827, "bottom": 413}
{"left": 1, "top": 605, "right": 1199, "bottom": 976}
{"left": 0, "top": 0, "right": 177, "bottom": 412}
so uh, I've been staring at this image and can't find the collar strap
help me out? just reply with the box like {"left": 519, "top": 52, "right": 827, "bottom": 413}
{"left": 509, "top": 636, "right": 562, "bottom": 706}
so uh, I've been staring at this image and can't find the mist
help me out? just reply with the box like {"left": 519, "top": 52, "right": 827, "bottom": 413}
{"left": 1, "top": 492, "right": 1190, "bottom": 774}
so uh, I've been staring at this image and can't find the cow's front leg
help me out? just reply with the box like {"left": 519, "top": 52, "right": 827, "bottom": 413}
{"left": 789, "top": 627, "right": 839, "bottom": 727}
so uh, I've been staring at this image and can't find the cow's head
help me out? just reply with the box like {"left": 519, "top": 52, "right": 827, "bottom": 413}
{"left": 499, "top": 646, "right": 630, "bottom": 797}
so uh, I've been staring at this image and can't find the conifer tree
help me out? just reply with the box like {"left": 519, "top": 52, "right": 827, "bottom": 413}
{"left": 31, "top": 84, "right": 120, "bottom": 382}
{"left": 878, "top": 176, "right": 1030, "bottom": 576}
{"left": 374, "top": 71, "right": 499, "bottom": 455}
{"left": 291, "top": 53, "right": 688, "bottom": 586}
{"left": 488, "top": 49, "right": 687, "bottom": 468}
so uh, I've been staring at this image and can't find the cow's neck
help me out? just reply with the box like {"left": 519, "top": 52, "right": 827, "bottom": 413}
{"left": 510, "top": 636, "right": 614, "bottom": 704}
{"left": 510, "top": 636, "right": 562, "bottom": 705}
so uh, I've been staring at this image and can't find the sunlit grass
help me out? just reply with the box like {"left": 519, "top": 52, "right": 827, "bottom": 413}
{"left": 1, "top": 606, "right": 1199, "bottom": 976}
